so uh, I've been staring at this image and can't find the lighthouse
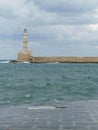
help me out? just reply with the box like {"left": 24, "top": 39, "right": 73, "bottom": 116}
{"left": 23, "top": 29, "right": 28, "bottom": 52}
{"left": 17, "top": 29, "right": 32, "bottom": 61}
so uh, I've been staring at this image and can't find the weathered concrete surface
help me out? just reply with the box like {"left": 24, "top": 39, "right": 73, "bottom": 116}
{"left": 0, "top": 100, "right": 98, "bottom": 130}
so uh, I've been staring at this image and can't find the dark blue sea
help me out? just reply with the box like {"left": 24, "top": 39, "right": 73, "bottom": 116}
{"left": 0, "top": 61, "right": 98, "bottom": 105}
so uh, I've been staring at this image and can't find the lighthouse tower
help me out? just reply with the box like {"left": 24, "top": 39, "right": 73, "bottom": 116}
{"left": 23, "top": 28, "right": 28, "bottom": 52}
{"left": 17, "top": 29, "right": 32, "bottom": 61}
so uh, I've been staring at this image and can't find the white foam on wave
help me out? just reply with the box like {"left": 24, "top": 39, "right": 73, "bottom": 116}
{"left": 24, "top": 61, "right": 30, "bottom": 64}
{"left": 0, "top": 60, "right": 10, "bottom": 63}
{"left": 46, "top": 62, "right": 60, "bottom": 64}
{"left": 21, "top": 61, "right": 30, "bottom": 64}
{"left": 25, "top": 94, "right": 30, "bottom": 98}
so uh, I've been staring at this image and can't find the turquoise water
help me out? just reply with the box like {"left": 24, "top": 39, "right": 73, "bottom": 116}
{"left": 0, "top": 61, "right": 98, "bottom": 105}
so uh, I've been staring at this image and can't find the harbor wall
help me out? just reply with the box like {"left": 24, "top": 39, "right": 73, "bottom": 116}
{"left": 32, "top": 57, "right": 98, "bottom": 63}
{"left": 17, "top": 54, "right": 98, "bottom": 63}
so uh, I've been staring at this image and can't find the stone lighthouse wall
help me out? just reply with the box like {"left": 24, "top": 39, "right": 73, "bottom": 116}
{"left": 17, "top": 51, "right": 32, "bottom": 62}
{"left": 23, "top": 29, "right": 28, "bottom": 52}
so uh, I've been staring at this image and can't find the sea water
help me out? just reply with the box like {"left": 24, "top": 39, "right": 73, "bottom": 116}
{"left": 0, "top": 61, "right": 98, "bottom": 105}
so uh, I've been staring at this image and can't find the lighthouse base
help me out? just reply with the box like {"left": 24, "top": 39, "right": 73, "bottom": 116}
{"left": 17, "top": 51, "right": 32, "bottom": 62}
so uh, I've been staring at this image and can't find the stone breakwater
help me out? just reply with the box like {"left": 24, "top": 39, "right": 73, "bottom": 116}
{"left": 17, "top": 53, "right": 98, "bottom": 63}
{"left": 31, "top": 57, "right": 98, "bottom": 63}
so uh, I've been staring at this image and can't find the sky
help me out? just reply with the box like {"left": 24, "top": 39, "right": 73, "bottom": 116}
{"left": 0, "top": 0, "right": 98, "bottom": 59}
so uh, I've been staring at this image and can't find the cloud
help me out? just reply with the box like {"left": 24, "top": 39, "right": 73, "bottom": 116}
{"left": 31, "top": 0, "right": 98, "bottom": 25}
{"left": 34, "top": 0, "right": 98, "bottom": 13}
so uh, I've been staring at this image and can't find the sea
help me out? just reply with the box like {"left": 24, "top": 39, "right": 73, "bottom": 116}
{"left": 0, "top": 60, "right": 98, "bottom": 105}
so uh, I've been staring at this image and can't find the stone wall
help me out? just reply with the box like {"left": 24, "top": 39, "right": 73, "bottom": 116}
{"left": 32, "top": 57, "right": 98, "bottom": 63}
{"left": 17, "top": 53, "right": 98, "bottom": 63}
{"left": 17, "top": 52, "right": 32, "bottom": 62}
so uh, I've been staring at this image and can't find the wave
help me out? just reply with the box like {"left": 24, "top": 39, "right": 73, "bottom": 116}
{"left": 20, "top": 61, "right": 30, "bottom": 64}
{"left": 0, "top": 60, "right": 10, "bottom": 63}
{"left": 46, "top": 62, "right": 60, "bottom": 64}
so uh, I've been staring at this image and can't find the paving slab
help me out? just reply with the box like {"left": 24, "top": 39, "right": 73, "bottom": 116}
{"left": 0, "top": 100, "right": 98, "bottom": 130}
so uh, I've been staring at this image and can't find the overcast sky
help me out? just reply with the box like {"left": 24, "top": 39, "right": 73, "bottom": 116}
{"left": 0, "top": 0, "right": 98, "bottom": 59}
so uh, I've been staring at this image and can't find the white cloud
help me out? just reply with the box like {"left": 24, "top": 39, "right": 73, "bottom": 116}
{"left": 88, "top": 24, "right": 98, "bottom": 31}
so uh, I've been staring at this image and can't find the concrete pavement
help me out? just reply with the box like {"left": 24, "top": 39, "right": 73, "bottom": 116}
{"left": 0, "top": 100, "right": 98, "bottom": 130}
